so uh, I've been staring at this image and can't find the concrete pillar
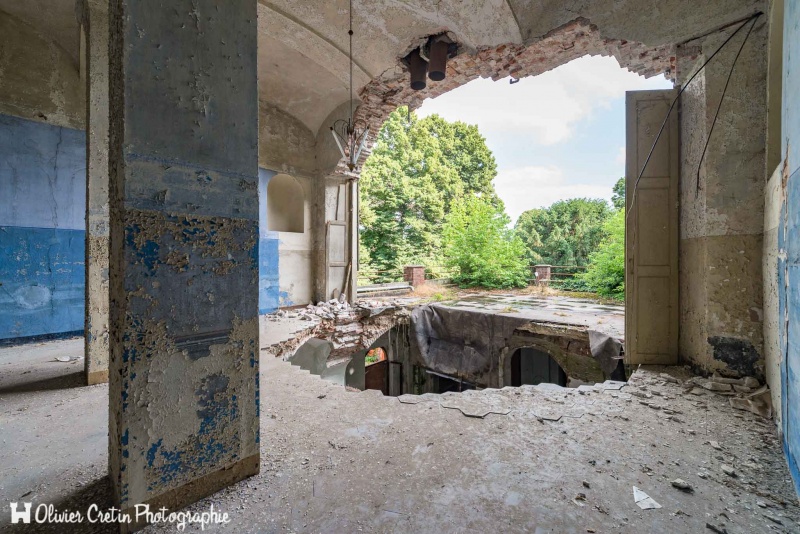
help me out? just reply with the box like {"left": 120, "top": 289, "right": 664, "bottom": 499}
{"left": 107, "top": 0, "right": 260, "bottom": 523}
{"left": 678, "top": 18, "right": 768, "bottom": 378}
{"left": 404, "top": 266, "right": 426, "bottom": 287}
{"left": 534, "top": 265, "right": 552, "bottom": 285}
{"left": 83, "top": 0, "right": 110, "bottom": 386}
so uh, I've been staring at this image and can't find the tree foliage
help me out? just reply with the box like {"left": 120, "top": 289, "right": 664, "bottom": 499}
{"left": 514, "top": 198, "right": 612, "bottom": 267}
{"left": 442, "top": 195, "right": 529, "bottom": 289}
{"left": 611, "top": 177, "right": 626, "bottom": 210}
{"left": 359, "top": 107, "right": 500, "bottom": 278}
{"left": 580, "top": 207, "right": 625, "bottom": 299}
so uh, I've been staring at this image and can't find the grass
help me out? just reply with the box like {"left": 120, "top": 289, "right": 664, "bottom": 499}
{"left": 412, "top": 283, "right": 457, "bottom": 302}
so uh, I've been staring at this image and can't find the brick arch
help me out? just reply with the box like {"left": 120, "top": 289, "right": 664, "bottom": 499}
{"left": 335, "top": 17, "right": 674, "bottom": 176}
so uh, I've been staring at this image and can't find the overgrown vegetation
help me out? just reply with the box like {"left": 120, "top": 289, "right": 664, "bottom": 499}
{"left": 579, "top": 207, "right": 625, "bottom": 299}
{"left": 515, "top": 198, "right": 611, "bottom": 266}
{"left": 442, "top": 195, "right": 529, "bottom": 289}
{"left": 359, "top": 108, "right": 627, "bottom": 299}
{"left": 359, "top": 107, "right": 501, "bottom": 282}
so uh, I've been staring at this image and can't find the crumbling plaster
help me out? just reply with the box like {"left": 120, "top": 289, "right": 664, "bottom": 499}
{"left": 0, "top": 9, "right": 84, "bottom": 130}
{"left": 677, "top": 17, "right": 769, "bottom": 378}
{"left": 508, "top": 0, "right": 763, "bottom": 47}
{"left": 335, "top": 17, "right": 676, "bottom": 176}
{"left": 107, "top": 0, "right": 261, "bottom": 517}
{"left": 259, "top": 101, "right": 317, "bottom": 177}
{"left": 82, "top": 0, "right": 111, "bottom": 385}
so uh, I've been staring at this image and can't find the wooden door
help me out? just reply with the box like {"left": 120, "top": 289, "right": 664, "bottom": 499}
{"left": 625, "top": 89, "right": 680, "bottom": 365}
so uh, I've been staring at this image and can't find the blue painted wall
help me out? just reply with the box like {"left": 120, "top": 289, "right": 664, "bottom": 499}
{"left": 780, "top": 1, "right": 800, "bottom": 497}
{"left": 0, "top": 114, "right": 86, "bottom": 340}
{"left": 258, "top": 168, "right": 280, "bottom": 314}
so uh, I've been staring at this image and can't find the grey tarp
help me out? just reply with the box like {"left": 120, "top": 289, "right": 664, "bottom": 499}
{"left": 410, "top": 304, "right": 623, "bottom": 387}
{"left": 587, "top": 329, "right": 625, "bottom": 376}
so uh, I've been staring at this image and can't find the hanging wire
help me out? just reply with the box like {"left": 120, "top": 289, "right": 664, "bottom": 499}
{"left": 348, "top": 0, "right": 354, "bottom": 127}
{"left": 626, "top": 12, "right": 762, "bottom": 221}
{"left": 695, "top": 15, "right": 759, "bottom": 197}
{"left": 623, "top": 11, "right": 761, "bottom": 367}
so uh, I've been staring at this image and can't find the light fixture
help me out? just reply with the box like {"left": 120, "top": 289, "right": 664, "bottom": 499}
{"left": 405, "top": 34, "right": 458, "bottom": 90}
{"left": 427, "top": 36, "right": 451, "bottom": 81}
{"left": 406, "top": 48, "right": 428, "bottom": 90}
{"left": 330, "top": 0, "right": 370, "bottom": 172}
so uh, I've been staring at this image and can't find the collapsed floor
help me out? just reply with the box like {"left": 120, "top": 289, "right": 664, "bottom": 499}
{"left": 1, "top": 329, "right": 799, "bottom": 533}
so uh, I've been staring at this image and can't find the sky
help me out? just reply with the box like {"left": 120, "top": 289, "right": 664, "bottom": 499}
{"left": 416, "top": 55, "right": 673, "bottom": 223}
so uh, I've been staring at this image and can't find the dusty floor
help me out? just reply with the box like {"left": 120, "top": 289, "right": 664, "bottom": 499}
{"left": 1, "top": 334, "right": 798, "bottom": 533}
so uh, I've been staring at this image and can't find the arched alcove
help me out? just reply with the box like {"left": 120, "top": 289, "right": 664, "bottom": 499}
{"left": 267, "top": 173, "right": 305, "bottom": 233}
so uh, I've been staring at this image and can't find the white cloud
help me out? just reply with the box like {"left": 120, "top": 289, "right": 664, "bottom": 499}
{"left": 494, "top": 166, "right": 612, "bottom": 223}
{"left": 417, "top": 55, "right": 671, "bottom": 145}
{"left": 616, "top": 146, "right": 626, "bottom": 165}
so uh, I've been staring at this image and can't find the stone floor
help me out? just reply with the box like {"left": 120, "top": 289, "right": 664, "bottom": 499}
{"left": 1, "top": 335, "right": 798, "bottom": 533}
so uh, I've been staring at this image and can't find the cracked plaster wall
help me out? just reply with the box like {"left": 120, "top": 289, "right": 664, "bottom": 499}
{"left": 257, "top": 104, "right": 317, "bottom": 307}
{"left": 0, "top": 10, "right": 84, "bottom": 130}
{"left": 107, "top": 0, "right": 260, "bottom": 513}
{"left": 0, "top": 114, "right": 86, "bottom": 341}
{"left": 677, "top": 17, "right": 769, "bottom": 379}
{"left": 774, "top": 0, "right": 800, "bottom": 498}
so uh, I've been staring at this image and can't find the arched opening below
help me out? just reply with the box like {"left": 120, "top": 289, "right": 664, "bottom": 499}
{"left": 510, "top": 347, "right": 567, "bottom": 388}
{"left": 364, "top": 347, "right": 389, "bottom": 395}
{"left": 267, "top": 173, "right": 304, "bottom": 233}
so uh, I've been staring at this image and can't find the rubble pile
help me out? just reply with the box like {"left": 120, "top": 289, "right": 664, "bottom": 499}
{"left": 629, "top": 370, "right": 774, "bottom": 419}
{"left": 683, "top": 373, "right": 773, "bottom": 418}
{"left": 266, "top": 298, "right": 412, "bottom": 360}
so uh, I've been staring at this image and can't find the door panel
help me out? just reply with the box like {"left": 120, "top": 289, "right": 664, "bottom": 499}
{"left": 626, "top": 89, "right": 680, "bottom": 365}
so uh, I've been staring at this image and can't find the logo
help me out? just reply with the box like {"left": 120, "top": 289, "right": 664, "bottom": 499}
{"left": 9, "top": 503, "right": 31, "bottom": 524}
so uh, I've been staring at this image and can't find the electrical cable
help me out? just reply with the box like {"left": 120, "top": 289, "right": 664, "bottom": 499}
{"left": 626, "top": 12, "right": 762, "bottom": 220}
{"left": 623, "top": 11, "right": 761, "bottom": 366}
{"left": 695, "top": 15, "right": 759, "bottom": 196}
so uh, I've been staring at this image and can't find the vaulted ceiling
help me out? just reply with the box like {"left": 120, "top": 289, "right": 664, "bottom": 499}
{"left": 0, "top": 0, "right": 764, "bottom": 137}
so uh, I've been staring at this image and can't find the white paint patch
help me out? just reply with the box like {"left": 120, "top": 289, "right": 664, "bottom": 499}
{"left": 13, "top": 285, "right": 52, "bottom": 309}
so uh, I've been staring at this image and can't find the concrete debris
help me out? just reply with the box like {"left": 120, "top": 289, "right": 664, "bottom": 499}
{"left": 633, "top": 486, "right": 662, "bottom": 510}
{"left": 680, "top": 375, "right": 773, "bottom": 419}
{"left": 701, "top": 381, "right": 733, "bottom": 393}
{"left": 743, "top": 377, "right": 761, "bottom": 389}
{"left": 659, "top": 373, "right": 680, "bottom": 384}
{"left": 729, "top": 385, "right": 773, "bottom": 419}
{"left": 671, "top": 479, "right": 693, "bottom": 492}
{"left": 721, "top": 464, "right": 737, "bottom": 477}
{"left": 763, "top": 512, "right": 783, "bottom": 525}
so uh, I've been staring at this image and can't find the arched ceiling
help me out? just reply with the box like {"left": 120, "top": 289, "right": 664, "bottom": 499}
{"left": 0, "top": 0, "right": 764, "bottom": 138}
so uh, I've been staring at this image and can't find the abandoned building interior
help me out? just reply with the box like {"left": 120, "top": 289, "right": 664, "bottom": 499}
{"left": 1, "top": 0, "right": 800, "bottom": 532}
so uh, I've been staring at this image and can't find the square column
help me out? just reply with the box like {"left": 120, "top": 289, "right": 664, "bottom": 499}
{"left": 108, "top": 0, "right": 260, "bottom": 523}
{"left": 83, "top": 0, "right": 111, "bottom": 385}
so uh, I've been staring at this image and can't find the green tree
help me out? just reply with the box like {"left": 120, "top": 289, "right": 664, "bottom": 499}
{"left": 611, "top": 177, "right": 626, "bottom": 210}
{"left": 515, "top": 198, "right": 611, "bottom": 267}
{"left": 442, "top": 195, "right": 529, "bottom": 289}
{"left": 580, "top": 208, "right": 625, "bottom": 299}
{"left": 359, "top": 107, "right": 500, "bottom": 279}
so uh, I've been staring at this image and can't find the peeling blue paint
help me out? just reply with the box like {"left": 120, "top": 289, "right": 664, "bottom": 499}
{"left": 279, "top": 290, "right": 294, "bottom": 307}
{"left": 0, "top": 227, "right": 85, "bottom": 339}
{"left": 145, "top": 373, "right": 242, "bottom": 489}
{"left": 258, "top": 168, "right": 280, "bottom": 314}
{"left": 781, "top": 2, "right": 800, "bottom": 498}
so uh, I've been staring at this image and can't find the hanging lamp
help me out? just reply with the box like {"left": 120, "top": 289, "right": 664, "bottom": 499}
{"left": 330, "top": 0, "right": 370, "bottom": 172}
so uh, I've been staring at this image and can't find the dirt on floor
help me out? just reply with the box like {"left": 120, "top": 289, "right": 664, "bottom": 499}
{"left": 1, "top": 338, "right": 799, "bottom": 533}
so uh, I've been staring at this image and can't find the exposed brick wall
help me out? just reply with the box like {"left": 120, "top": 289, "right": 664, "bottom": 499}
{"left": 404, "top": 266, "right": 426, "bottom": 287}
{"left": 334, "top": 17, "right": 675, "bottom": 177}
